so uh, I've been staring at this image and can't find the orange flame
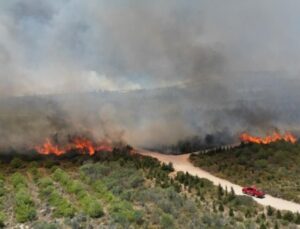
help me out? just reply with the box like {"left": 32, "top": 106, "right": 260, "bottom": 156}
{"left": 240, "top": 131, "right": 297, "bottom": 144}
{"left": 35, "top": 137, "right": 113, "bottom": 156}
{"left": 35, "top": 138, "right": 65, "bottom": 156}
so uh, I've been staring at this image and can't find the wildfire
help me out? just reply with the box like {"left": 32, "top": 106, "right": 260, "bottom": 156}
{"left": 240, "top": 131, "right": 297, "bottom": 144}
{"left": 35, "top": 137, "right": 113, "bottom": 156}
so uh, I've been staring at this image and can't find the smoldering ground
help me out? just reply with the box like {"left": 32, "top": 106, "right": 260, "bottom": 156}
{"left": 0, "top": 0, "right": 300, "bottom": 150}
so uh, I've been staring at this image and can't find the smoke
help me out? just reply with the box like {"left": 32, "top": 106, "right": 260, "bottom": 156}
{"left": 0, "top": 0, "right": 300, "bottom": 150}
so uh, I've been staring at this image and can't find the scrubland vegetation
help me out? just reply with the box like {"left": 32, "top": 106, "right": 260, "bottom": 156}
{"left": 190, "top": 141, "right": 300, "bottom": 204}
{"left": 0, "top": 177, "right": 5, "bottom": 227}
{"left": 11, "top": 173, "right": 37, "bottom": 223}
{"left": 0, "top": 147, "right": 298, "bottom": 228}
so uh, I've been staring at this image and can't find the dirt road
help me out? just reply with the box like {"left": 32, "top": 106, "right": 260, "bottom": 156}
{"left": 139, "top": 150, "right": 300, "bottom": 213}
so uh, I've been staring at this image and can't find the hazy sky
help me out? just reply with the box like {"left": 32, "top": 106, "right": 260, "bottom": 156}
{"left": 0, "top": 0, "right": 300, "bottom": 96}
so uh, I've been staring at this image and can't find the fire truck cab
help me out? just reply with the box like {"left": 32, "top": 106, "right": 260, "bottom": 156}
{"left": 242, "top": 186, "right": 265, "bottom": 198}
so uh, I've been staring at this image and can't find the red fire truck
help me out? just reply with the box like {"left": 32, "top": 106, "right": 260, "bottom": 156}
{"left": 242, "top": 186, "right": 265, "bottom": 198}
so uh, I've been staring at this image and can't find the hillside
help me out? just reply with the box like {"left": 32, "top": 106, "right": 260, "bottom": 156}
{"left": 190, "top": 142, "right": 300, "bottom": 204}
{"left": 0, "top": 148, "right": 298, "bottom": 228}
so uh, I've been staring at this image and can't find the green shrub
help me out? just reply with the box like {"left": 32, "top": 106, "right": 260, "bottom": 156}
{"left": 0, "top": 180, "right": 4, "bottom": 197}
{"left": 11, "top": 173, "right": 27, "bottom": 189}
{"left": 10, "top": 158, "right": 23, "bottom": 169}
{"left": 29, "top": 161, "right": 38, "bottom": 169}
{"left": 32, "top": 221, "right": 59, "bottom": 229}
{"left": 254, "top": 159, "right": 268, "bottom": 169}
{"left": 160, "top": 213, "right": 174, "bottom": 229}
{"left": 92, "top": 181, "right": 115, "bottom": 202}
{"left": 110, "top": 200, "right": 143, "bottom": 224}
{"left": 38, "top": 177, "right": 53, "bottom": 189}
{"left": 232, "top": 195, "right": 255, "bottom": 207}
{"left": 38, "top": 178, "right": 55, "bottom": 199}
{"left": 68, "top": 180, "right": 84, "bottom": 195}
{"left": 16, "top": 189, "right": 34, "bottom": 206}
{"left": 0, "top": 212, "right": 5, "bottom": 227}
{"left": 44, "top": 160, "right": 58, "bottom": 169}
{"left": 12, "top": 173, "right": 36, "bottom": 223}
{"left": 259, "top": 223, "right": 267, "bottom": 229}
{"left": 48, "top": 191, "right": 75, "bottom": 217}
{"left": 283, "top": 211, "right": 294, "bottom": 222}
{"left": 15, "top": 189, "right": 36, "bottom": 222}
{"left": 81, "top": 196, "right": 104, "bottom": 218}
{"left": 15, "top": 203, "right": 36, "bottom": 223}
{"left": 52, "top": 169, "right": 103, "bottom": 218}
{"left": 295, "top": 212, "right": 300, "bottom": 224}
{"left": 37, "top": 177, "right": 75, "bottom": 218}
{"left": 29, "top": 167, "right": 39, "bottom": 182}
{"left": 52, "top": 168, "right": 69, "bottom": 185}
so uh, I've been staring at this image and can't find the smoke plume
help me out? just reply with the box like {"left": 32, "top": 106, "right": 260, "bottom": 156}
{"left": 0, "top": 0, "right": 300, "bottom": 150}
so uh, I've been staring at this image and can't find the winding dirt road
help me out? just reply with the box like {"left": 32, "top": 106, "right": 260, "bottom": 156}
{"left": 139, "top": 150, "right": 300, "bottom": 213}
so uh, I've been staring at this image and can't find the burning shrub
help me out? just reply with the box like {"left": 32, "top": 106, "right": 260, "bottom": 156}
{"left": 240, "top": 131, "right": 297, "bottom": 145}
{"left": 35, "top": 137, "right": 113, "bottom": 156}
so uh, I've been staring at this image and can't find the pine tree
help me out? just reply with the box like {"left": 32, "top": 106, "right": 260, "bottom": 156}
{"left": 276, "top": 210, "right": 282, "bottom": 219}
{"left": 213, "top": 202, "right": 217, "bottom": 213}
{"left": 219, "top": 203, "right": 224, "bottom": 212}
{"left": 245, "top": 209, "right": 251, "bottom": 218}
{"left": 260, "top": 223, "right": 267, "bottom": 229}
{"left": 228, "top": 187, "right": 236, "bottom": 201}
{"left": 217, "top": 184, "right": 224, "bottom": 199}
{"left": 267, "top": 206, "right": 274, "bottom": 216}
{"left": 283, "top": 211, "right": 294, "bottom": 222}
{"left": 294, "top": 212, "right": 300, "bottom": 225}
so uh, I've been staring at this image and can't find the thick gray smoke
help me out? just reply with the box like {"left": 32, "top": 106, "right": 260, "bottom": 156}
{"left": 0, "top": 0, "right": 300, "bottom": 150}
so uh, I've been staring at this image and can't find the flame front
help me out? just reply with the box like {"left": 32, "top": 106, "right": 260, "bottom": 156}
{"left": 35, "top": 137, "right": 113, "bottom": 156}
{"left": 240, "top": 131, "right": 297, "bottom": 144}
{"left": 35, "top": 138, "right": 65, "bottom": 156}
